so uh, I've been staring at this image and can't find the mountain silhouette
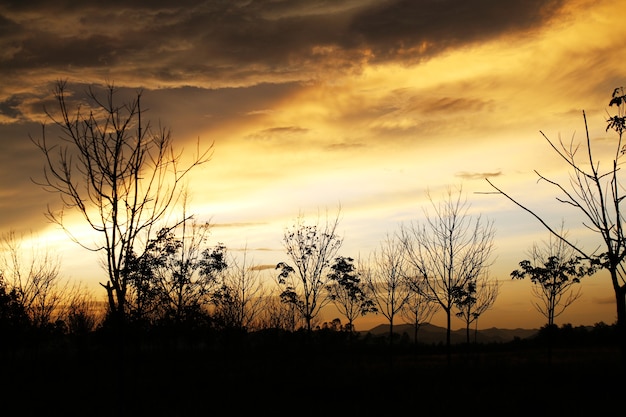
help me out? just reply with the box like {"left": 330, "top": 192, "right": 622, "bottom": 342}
{"left": 363, "top": 322, "right": 538, "bottom": 344}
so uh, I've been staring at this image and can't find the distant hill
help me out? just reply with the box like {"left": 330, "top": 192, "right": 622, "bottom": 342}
{"left": 362, "top": 323, "right": 539, "bottom": 344}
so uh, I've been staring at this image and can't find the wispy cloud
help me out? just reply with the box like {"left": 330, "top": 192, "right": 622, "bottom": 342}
{"left": 456, "top": 171, "right": 503, "bottom": 180}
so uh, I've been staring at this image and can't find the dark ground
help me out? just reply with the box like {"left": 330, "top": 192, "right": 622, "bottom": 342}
{"left": 1, "top": 330, "right": 622, "bottom": 417}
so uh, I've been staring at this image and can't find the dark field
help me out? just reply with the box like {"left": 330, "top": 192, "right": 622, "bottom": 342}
{"left": 2, "top": 329, "right": 621, "bottom": 417}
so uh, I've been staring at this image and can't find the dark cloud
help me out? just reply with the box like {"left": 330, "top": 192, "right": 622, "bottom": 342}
{"left": 249, "top": 263, "right": 277, "bottom": 271}
{"left": 349, "top": 0, "right": 564, "bottom": 62}
{"left": 0, "top": 0, "right": 566, "bottom": 109}
{"left": 0, "top": 121, "right": 53, "bottom": 234}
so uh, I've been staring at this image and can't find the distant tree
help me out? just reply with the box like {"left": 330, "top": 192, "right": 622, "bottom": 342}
{"left": 0, "top": 230, "right": 67, "bottom": 330}
{"left": 64, "top": 287, "right": 102, "bottom": 336}
{"left": 211, "top": 247, "right": 268, "bottom": 330}
{"left": 453, "top": 272, "right": 499, "bottom": 344}
{"left": 257, "top": 292, "right": 300, "bottom": 332}
{"left": 327, "top": 256, "right": 377, "bottom": 333}
{"left": 276, "top": 209, "right": 343, "bottom": 332}
{"left": 32, "top": 80, "right": 213, "bottom": 328}
{"left": 362, "top": 234, "right": 411, "bottom": 345}
{"left": 0, "top": 273, "right": 31, "bottom": 352}
{"left": 400, "top": 273, "right": 440, "bottom": 345}
{"left": 486, "top": 87, "right": 626, "bottom": 359}
{"left": 400, "top": 186, "right": 495, "bottom": 360}
{"left": 511, "top": 229, "right": 594, "bottom": 328}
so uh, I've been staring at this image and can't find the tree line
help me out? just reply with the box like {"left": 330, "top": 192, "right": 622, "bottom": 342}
{"left": 1, "top": 81, "right": 623, "bottom": 365}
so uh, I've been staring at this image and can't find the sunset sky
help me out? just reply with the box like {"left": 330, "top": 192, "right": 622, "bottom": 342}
{"left": 2, "top": 0, "right": 626, "bottom": 331}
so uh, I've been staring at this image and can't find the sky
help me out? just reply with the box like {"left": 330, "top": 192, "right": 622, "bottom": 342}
{"left": 1, "top": 0, "right": 626, "bottom": 331}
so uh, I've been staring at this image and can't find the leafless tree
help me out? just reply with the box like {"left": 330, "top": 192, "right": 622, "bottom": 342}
{"left": 276, "top": 209, "right": 343, "bottom": 332}
{"left": 362, "top": 233, "right": 411, "bottom": 344}
{"left": 31, "top": 80, "right": 212, "bottom": 326}
{"left": 0, "top": 230, "right": 67, "bottom": 329}
{"left": 486, "top": 87, "right": 626, "bottom": 358}
{"left": 212, "top": 247, "right": 268, "bottom": 330}
{"left": 400, "top": 186, "right": 495, "bottom": 358}
{"left": 400, "top": 274, "right": 440, "bottom": 345}
{"left": 64, "top": 286, "right": 104, "bottom": 335}
{"left": 257, "top": 291, "right": 301, "bottom": 332}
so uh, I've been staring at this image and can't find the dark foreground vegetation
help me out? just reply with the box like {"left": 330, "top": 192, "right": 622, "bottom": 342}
{"left": 2, "top": 322, "right": 621, "bottom": 417}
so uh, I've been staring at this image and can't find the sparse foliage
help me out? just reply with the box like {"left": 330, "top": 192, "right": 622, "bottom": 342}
{"left": 511, "top": 229, "right": 593, "bottom": 327}
{"left": 276, "top": 209, "right": 343, "bottom": 332}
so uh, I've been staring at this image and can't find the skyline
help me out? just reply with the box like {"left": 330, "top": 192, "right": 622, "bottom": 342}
{"left": 1, "top": 0, "right": 626, "bottom": 330}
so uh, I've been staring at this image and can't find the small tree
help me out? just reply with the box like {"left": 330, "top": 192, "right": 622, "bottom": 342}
{"left": 212, "top": 247, "right": 268, "bottom": 330}
{"left": 327, "top": 256, "right": 377, "bottom": 333}
{"left": 401, "top": 274, "right": 440, "bottom": 346}
{"left": 276, "top": 209, "right": 343, "bottom": 332}
{"left": 362, "top": 233, "right": 411, "bottom": 345}
{"left": 511, "top": 230, "right": 593, "bottom": 328}
{"left": 453, "top": 273, "right": 499, "bottom": 344}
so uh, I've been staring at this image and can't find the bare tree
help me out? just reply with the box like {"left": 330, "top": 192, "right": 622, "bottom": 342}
{"left": 400, "top": 186, "right": 495, "bottom": 358}
{"left": 486, "top": 87, "right": 626, "bottom": 358}
{"left": 31, "top": 80, "right": 212, "bottom": 326}
{"left": 0, "top": 230, "right": 67, "bottom": 329}
{"left": 362, "top": 233, "right": 411, "bottom": 344}
{"left": 64, "top": 286, "right": 104, "bottom": 336}
{"left": 257, "top": 287, "right": 301, "bottom": 332}
{"left": 212, "top": 247, "right": 268, "bottom": 330}
{"left": 453, "top": 272, "right": 499, "bottom": 344}
{"left": 400, "top": 274, "right": 440, "bottom": 345}
{"left": 327, "top": 256, "right": 377, "bottom": 333}
{"left": 276, "top": 209, "right": 343, "bottom": 332}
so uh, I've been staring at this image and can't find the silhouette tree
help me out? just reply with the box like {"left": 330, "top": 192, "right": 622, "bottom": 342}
{"left": 400, "top": 186, "right": 495, "bottom": 361}
{"left": 327, "top": 256, "right": 377, "bottom": 333}
{"left": 31, "top": 80, "right": 212, "bottom": 327}
{"left": 511, "top": 229, "right": 593, "bottom": 328}
{"left": 486, "top": 87, "right": 626, "bottom": 360}
{"left": 258, "top": 292, "right": 300, "bottom": 331}
{"left": 64, "top": 288, "right": 101, "bottom": 336}
{"left": 0, "top": 230, "right": 68, "bottom": 330}
{"left": 211, "top": 247, "right": 268, "bottom": 330}
{"left": 362, "top": 233, "right": 411, "bottom": 345}
{"left": 453, "top": 272, "right": 499, "bottom": 344}
{"left": 0, "top": 273, "right": 31, "bottom": 354}
{"left": 401, "top": 273, "right": 440, "bottom": 346}
{"left": 276, "top": 209, "right": 343, "bottom": 332}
